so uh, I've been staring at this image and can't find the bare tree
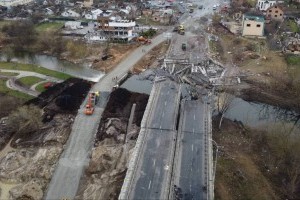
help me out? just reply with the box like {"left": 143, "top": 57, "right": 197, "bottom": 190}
{"left": 7, "top": 105, "right": 42, "bottom": 135}
{"left": 217, "top": 89, "right": 235, "bottom": 129}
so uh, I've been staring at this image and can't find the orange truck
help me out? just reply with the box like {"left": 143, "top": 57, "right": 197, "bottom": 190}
{"left": 136, "top": 36, "right": 152, "bottom": 45}
{"left": 84, "top": 91, "right": 100, "bottom": 115}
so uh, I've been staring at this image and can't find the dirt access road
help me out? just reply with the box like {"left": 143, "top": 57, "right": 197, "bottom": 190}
{"left": 45, "top": 34, "right": 167, "bottom": 200}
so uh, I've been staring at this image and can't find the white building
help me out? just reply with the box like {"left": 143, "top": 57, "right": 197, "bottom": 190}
{"left": 256, "top": 0, "right": 283, "bottom": 11}
{"left": 64, "top": 21, "right": 83, "bottom": 30}
{"left": 0, "top": 0, "right": 33, "bottom": 6}
{"left": 100, "top": 19, "right": 136, "bottom": 42}
{"left": 61, "top": 10, "right": 80, "bottom": 18}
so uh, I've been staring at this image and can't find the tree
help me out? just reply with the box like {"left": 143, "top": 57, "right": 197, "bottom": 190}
{"left": 2, "top": 20, "right": 37, "bottom": 51}
{"left": 7, "top": 105, "right": 42, "bottom": 135}
{"left": 217, "top": 90, "right": 234, "bottom": 129}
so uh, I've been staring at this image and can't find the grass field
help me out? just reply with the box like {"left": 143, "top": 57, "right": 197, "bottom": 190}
{"left": 17, "top": 76, "right": 44, "bottom": 87}
{"left": 0, "top": 79, "right": 33, "bottom": 100}
{"left": 0, "top": 20, "right": 12, "bottom": 29}
{"left": 35, "top": 22, "right": 64, "bottom": 33}
{"left": 0, "top": 62, "right": 72, "bottom": 80}
{"left": 35, "top": 82, "right": 46, "bottom": 93}
{"left": 0, "top": 72, "right": 19, "bottom": 76}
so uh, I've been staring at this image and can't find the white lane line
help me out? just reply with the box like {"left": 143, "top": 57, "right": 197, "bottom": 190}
{"left": 194, "top": 114, "right": 196, "bottom": 120}
{"left": 153, "top": 159, "right": 156, "bottom": 167}
{"left": 164, "top": 101, "right": 167, "bottom": 106}
{"left": 193, "top": 128, "right": 195, "bottom": 134}
{"left": 162, "top": 111, "right": 164, "bottom": 117}
{"left": 148, "top": 181, "right": 152, "bottom": 189}
{"left": 192, "top": 144, "right": 194, "bottom": 152}
{"left": 160, "top": 125, "right": 162, "bottom": 129}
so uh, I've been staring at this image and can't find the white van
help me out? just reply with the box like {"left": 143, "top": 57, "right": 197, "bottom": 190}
{"left": 213, "top": 5, "right": 217, "bottom": 10}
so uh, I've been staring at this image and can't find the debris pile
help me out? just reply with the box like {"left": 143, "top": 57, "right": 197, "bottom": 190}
{"left": 76, "top": 88, "right": 149, "bottom": 200}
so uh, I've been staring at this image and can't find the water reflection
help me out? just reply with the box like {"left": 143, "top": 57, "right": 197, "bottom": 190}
{"left": 0, "top": 53, "right": 104, "bottom": 82}
{"left": 225, "top": 97, "right": 300, "bottom": 133}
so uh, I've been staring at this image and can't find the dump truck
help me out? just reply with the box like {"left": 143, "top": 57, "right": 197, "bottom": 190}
{"left": 84, "top": 91, "right": 100, "bottom": 115}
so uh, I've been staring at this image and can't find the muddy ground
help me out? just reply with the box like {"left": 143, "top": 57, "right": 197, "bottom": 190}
{"left": 0, "top": 78, "right": 91, "bottom": 200}
{"left": 92, "top": 43, "right": 139, "bottom": 73}
{"left": 76, "top": 88, "right": 149, "bottom": 200}
{"left": 132, "top": 42, "right": 170, "bottom": 73}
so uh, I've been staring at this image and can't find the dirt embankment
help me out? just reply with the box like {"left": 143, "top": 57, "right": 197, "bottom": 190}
{"left": 76, "top": 88, "right": 149, "bottom": 200}
{"left": 0, "top": 78, "right": 92, "bottom": 200}
{"left": 213, "top": 117, "right": 300, "bottom": 200}
{"left": 132, "top": 42, "right": 170, "bottom": 73}
{"left": 92, "top": 43, "right": 139, "bottom": 73}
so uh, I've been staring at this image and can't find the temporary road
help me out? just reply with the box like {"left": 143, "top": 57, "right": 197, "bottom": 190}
{"left": 45, "top": 34, "right": 167, "bottom": 200}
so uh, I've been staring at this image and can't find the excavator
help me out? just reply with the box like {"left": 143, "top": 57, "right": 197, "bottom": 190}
{"left": 136, "top": 36, "right": 152, "bottom": 45}
{"left": 84, "top": 91, "right": 100, "bottom": 115}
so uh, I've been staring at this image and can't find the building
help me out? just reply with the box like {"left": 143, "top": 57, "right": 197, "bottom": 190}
{"left": 256, "top": 0, "right": 283, "bottom": 11}
{"left": 266, "top": 5, "right": 284, "bottom": 21}
{"left": 61, "top": 10, "right": 80, "bottom": 18}
{"left": 83, "top": 0, "right": 93, "bottom": 7}
{"left": 242, "top": 14, "right": 265, "bottom": 37}
{"left": 98, "top": 18, "right": 136, "bottom": 42}
{"left": 0, "top": 0, "right": 33, "bottom": 6}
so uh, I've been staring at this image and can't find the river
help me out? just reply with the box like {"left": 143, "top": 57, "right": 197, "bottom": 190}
{"left": 225, "top": 97, "right": 300, "bottom": 134}
{"left": 0, "top": 53, "right": 104, "bottom": 82}
{"left": 121, "top": 71, "right": 300, "bottom": 133}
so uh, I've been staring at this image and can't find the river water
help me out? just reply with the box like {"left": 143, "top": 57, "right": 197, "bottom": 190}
{"left": 0, "top": 53, "right": 104, "bottom": 82}
{"left": 225, "top": 97, "right": 300, "bottom": 133}
{"left": 121, "top": 71, "right": 300, "bottom": 133}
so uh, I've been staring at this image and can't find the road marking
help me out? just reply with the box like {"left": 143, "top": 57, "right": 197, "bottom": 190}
{"left": 164, "top": 101, "right": 167, "bottom": 106}
{"left": 160, "top": 125, "right": 162, "bottom": 129}
{"left": 192, "top": 144, "right": 194, "bottom": 152}
{"left": 167, "top": 91, "right": 170, "bottom": 94}
{"left": 153, "top": 159, "right": 156, "bottom": 167}
{"left": 148, "top": 181, "right": 152, "bottom": 189}
{"left": 162, "top": 112, "right": 164, "bottom": 117}
{"left": 194, "top": 114, "right": 196, "bottom": 120}
{"left": 193, "top": 128, "right": 195, "bottom": 134}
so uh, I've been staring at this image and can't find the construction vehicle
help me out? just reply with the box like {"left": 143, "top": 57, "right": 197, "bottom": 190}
{"left": 136, "top": 36, "right": 152, "bottom": 45}
{"left": 182, "top": 43, "right": 187, "bottom": 51}
{"left": 84, "top": 91, "right": 100, "bottom": 115}
{"left": 173, "top": 24, "right": 185, "bottom": 35}
{"left": 44, "top": 82, "right": 55, "bottom": 89}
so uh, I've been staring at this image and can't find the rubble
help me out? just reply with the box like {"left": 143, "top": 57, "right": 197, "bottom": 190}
{"left": 76, "top": 88, "right": 148, "bottom": 200}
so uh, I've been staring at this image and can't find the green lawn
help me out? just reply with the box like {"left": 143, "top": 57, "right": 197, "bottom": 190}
{"left": 35, "top": 22, "right": 64, "bottom": 33}
{"left": 0, "top": 79, "right": 33, "bottom": 100}
{"left": 0, "top": 71, "right": 19, "bottom": 76}
{"left": 0, "top": 62, "right": 72, "bottom": 80}
{"left": 288, "top": 20, "right": 300, "bottom": 33}
{"left": 0, "top": 20, "right": 12, "bottom": 29}
{"left": 17, "top": 76, "right": 44, "bottom": 87}
{"left": 286, "top": 55, "right": 300, "bottom": 65}
{"left": 35, "top": 82, "right": 46, "bottom": 93}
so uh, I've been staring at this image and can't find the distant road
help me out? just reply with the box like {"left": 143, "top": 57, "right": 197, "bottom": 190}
{"left": 45, "top": 34, "right": 167, "bottom": 200}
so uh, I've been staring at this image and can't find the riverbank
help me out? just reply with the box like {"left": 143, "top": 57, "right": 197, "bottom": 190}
{"left": 213, "top": 116, "right": 300, "bottom": 200}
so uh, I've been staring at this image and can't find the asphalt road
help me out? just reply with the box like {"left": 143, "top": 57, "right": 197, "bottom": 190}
{"left": 45, "top": 34, "right": 167, "bottom": 200}
{"left": 174, "top": 100, "right": 207, "bottom": 200}
{"left": 128, "top": 80, "right": 180, "bottom": 199}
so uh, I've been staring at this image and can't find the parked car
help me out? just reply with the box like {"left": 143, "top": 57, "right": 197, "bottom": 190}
{"left": 199, "top": 5, "right": 203, "bottom": 9}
